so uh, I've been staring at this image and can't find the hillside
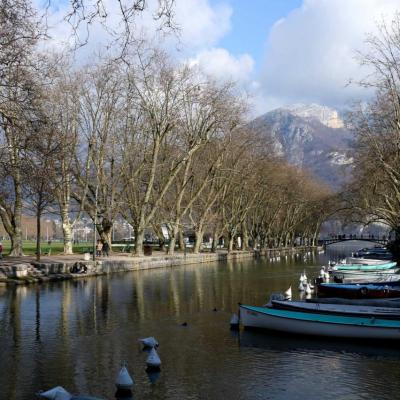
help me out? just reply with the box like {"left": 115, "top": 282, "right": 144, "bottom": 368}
{"left": 251, "top": 104, "right": 354, "bottom": 189}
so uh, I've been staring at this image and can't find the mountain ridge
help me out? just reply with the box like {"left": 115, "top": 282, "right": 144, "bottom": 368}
{"left": 251, "top": 104, "right": 354, "bottom": 189}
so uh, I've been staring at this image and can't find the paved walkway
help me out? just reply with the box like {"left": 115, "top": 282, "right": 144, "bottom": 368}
{"left": 0, "top": 250, "right": 226, "bottom": 266}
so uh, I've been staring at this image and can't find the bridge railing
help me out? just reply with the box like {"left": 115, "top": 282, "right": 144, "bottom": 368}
{"left": 318, "top": 237, "right": 388, "bottom": 246}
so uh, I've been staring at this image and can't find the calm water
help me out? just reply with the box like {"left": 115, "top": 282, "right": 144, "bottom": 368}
{"left": 1, "top": 242, "right": 400, "bottom": 400}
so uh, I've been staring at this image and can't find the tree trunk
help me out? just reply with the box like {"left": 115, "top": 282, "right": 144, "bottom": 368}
{"left": 61, "top": 205, "right": 73, "bottom": 254}
{"left": 9, "top": 230, "right": 23, "bottom": 257}
{"left": 152, "top": 223, "right": 166, "bottom": 252}
{"left": 99, "top": 218, "right": 113, "bottom": 251}
{"left": 36, "top": 210, "right": 42, "bottom": 262}
{"left": 167, "top": 229, "right": 177, "bottom": 255}
{"left": 4, "top": 203, "right": 24, "bottom": 257}
{"left": 62, "top": 222, "right": 73, "bottom": 255}
{"left": 211, "top": 231, "right": 218, "bottom": 253}
{"left": 228, "top": 234, "right": 234, "bottom": 253}
{"left": 242, "top": 225, "right": 249, "bottom": 251}
{"left": 135, "top": 228, "right": 144, "bottom": 256}
{"left": 178, "top": 229, "right": 185, "bottom": 251}
{"left": 193, "top": 228, "right": 203, "bottom": 254}
{"left": 100, "top": 230, "right": 112, "bottom": 251}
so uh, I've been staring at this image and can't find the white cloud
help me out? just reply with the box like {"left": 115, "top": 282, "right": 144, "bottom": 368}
{"left": 260, "top": 0, "right": 400, "bottom": 110}
{"left": 173, "top": 0, "right": 232, "bottom": 49}
{"left": 39, "top": 0, "right": 233, "bottom": 60}
{"left": 188, "top": 48, "right": 254, "bottom": 83}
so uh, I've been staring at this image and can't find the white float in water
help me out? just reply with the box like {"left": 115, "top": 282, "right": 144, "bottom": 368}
{"left": 146, "top": 348, "right": 161, "bottom": 371}
{"left": 38, "top": 387, "right": 72, "bottom": 400}
{"left": 115, "top": 365, "right": 134, "bottom": 391}
{"left": 284, "top": 286, "right": 292, "bottom": 299}
{"left": 139, "top": 337, "right": 159, "bottom": 348}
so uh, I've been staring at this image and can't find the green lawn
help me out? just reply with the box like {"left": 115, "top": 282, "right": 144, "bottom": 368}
{"left": 1, "top": 241, "right": 94, "bottom": 256}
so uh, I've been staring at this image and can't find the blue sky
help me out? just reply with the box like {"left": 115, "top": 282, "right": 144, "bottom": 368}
{"left": 218, "top": 0, "right": 302, "bottom": 71}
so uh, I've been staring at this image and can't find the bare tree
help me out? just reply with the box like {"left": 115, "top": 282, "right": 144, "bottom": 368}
{"left": 345, "top": 14, "right": 400, "bottom": 256}
{"left": 0, "top": 0, "right": 44, "bottom": 256}
{"left": 62, "top": 0, "right": 177, "bottom": 55}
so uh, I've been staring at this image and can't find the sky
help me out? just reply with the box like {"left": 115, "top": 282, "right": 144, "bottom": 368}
{"left": 41, "top": 0, "right": 400, "bottom": 116}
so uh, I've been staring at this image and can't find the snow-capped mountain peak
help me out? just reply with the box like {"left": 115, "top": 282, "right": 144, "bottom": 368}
{"left": 279, "top": 103, "right": 344, "bottom": 129}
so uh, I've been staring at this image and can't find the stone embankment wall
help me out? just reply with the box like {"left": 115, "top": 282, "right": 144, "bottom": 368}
{"left": 0, "top": 246, "right": 320, "bottom": 286}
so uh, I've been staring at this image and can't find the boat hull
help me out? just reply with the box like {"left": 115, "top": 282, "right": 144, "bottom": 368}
{"left": 317, "top": 282, "right": 400, "bottom": 299}
{"left": 333, "top": 262, "right": 397, "bottom": 271}
{"left": 332, "top": 269, "right": 400, "bottom": 283}
{"left": 239, "top": 305, "right": 400, "bottom": 339}
{"left": 271, "top": 299, "right": 400, "bottom": 319}
{"left": 345, "top": 257, "right": 392, "bottom": 265}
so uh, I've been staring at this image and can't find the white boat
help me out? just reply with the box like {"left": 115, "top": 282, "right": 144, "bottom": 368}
{"left": 332, "top": 269, "right": 400, "bottom": 283}
{"left": 239, "top": 304, "right": 400, "bottom": 339}
{"left": 332, "top": 261, "right": 397, "bottom": 271}
{"left": 271, "top": 299, "right": 400, "bottom": 319}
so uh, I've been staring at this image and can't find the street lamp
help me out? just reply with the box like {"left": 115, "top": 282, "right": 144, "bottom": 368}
{"left": 93, "top": 184, "right": 99, "bottom": 262}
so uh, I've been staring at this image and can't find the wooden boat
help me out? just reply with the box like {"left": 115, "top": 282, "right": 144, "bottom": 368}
{"left": 317, "top": 282, "right": 400, "bottom": 299}
{"left": 332, "top": 269, "right": 400, "bottom": 283}
{"left": 239, "top": 304, "right": 400, "bottom": 339}
{"left": 271, "top": 299, "right": 400, "bottom": 319}
{"left": 332, "top": 261, "right": 397, "bottom": 271}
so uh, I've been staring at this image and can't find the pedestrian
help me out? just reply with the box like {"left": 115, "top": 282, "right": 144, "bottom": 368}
{"left": 102, "top": 241, "right": 110, "bottom": 257}
{"left": 0, "top": 242, "right": 3, "bottom": 259}
{"left": 96, "top": 239, "right": 103, "bottom": 257}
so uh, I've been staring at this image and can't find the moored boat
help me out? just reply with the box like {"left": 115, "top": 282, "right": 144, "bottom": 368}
{"left": 239, "top": 304, "right": 400, "bottom": 339}
{"left": 353, "top": 248, "right": 392, "bottom": 260}
{"left": 332, "top": 261, "right": 397, "bottom": 271}
{"left": 345, "top": 257, "right": 392, "bottom": 265}
{"left": 332, "top": 269, "right": 400, "bottom": 283}
{"left": 271, "top": 299, "right": 400, "bottom": 319}
{"left": 317, "top": 282, "right": 400, "bottom": 299}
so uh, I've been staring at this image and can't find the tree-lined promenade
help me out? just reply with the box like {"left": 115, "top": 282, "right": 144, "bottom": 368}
{"left": 0, "top": 0, "right": 332, "bottom": 261}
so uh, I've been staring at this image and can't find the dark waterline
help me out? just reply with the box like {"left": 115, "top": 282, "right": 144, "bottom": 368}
{"left": 1, "top": 241, "right": 400, "bottom": 400}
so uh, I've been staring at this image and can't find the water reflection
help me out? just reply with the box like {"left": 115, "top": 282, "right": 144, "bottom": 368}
{"left": 0, "top": 242, "right": 398, "bottom": 400}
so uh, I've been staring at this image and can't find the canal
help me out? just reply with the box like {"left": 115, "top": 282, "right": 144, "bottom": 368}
{"left": 1, "top": 242, "right": 400, "bottom": 400}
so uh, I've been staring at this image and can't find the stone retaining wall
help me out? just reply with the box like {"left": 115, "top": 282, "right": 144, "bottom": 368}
{"left": 0, "top": 246, "right": 320, "bottom": 285}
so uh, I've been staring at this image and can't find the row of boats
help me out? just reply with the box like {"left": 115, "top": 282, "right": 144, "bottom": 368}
{"left": 238, "top": 246, "right": 400, "bottom": 340}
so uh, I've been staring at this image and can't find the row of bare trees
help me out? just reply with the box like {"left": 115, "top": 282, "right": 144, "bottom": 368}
{"left": 340, "top": 14, "right": 400, "bottom": 257}
{"left": 0, "top": 0, "right": 331, "bottom": 258}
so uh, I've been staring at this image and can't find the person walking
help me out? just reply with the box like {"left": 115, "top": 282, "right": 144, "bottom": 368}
{"left": 102, "top": 241, "right": 110, "bottom": 257}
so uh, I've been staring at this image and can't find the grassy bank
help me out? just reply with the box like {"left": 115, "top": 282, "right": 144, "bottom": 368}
{"left": 1, "top": 241, "right": 93, "bottom": 256}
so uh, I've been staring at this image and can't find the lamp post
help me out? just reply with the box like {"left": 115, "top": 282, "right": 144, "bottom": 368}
{"left": 93, "top": 184, "right": 99, "bottom": 262}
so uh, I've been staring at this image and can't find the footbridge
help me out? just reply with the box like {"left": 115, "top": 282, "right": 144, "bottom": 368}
{"left": 319, "top": 237, "right": 388, "bottom": 247}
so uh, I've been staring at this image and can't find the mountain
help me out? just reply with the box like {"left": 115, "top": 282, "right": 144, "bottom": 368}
{"left": 251, "top": 103, "right": 354, "bottom": 189}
